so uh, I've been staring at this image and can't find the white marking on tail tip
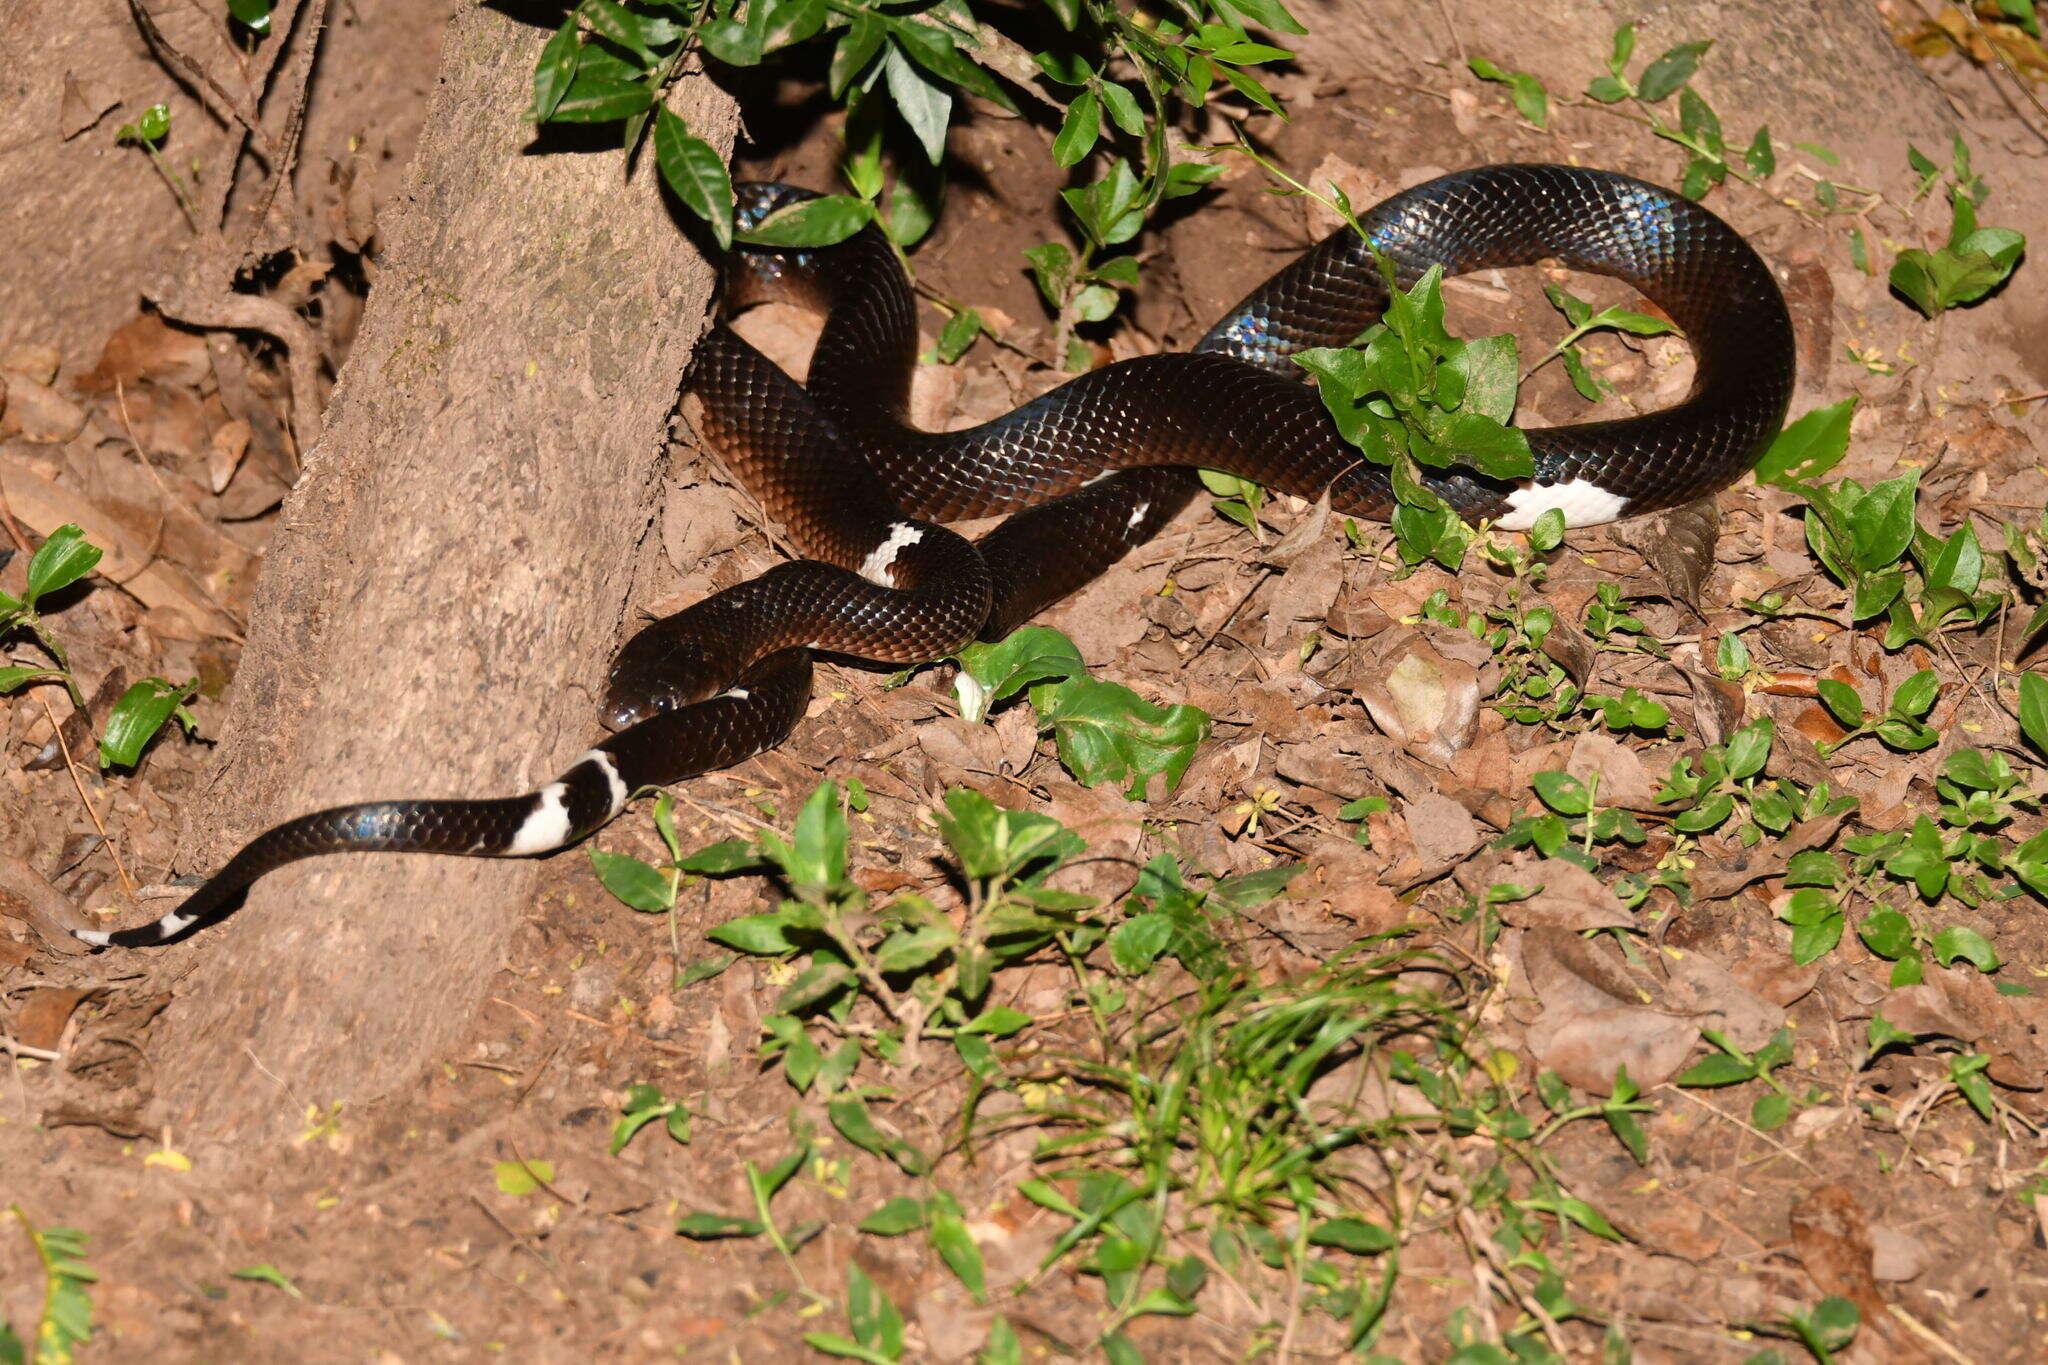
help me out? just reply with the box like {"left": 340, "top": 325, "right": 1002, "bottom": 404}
{"left": 506, "top": 781, "right": 573, "bottom": 855}
{"left": 1081, "top": 469, "right": 1116, "bottom": 488}
{"left": 73, "top": 928, "right": 110, "bottom": 946}
{"left": 575, "top": 748, "right": 630, "bottom": 817}
{"left": 721, "top": 687, "right": 751, "bottom": 701}
{"left": 1125, "top": 500, "right": 1151, "bottom": 532}
{"left": 858, "top": 522, "right": 924, "bottom": 586}
{"left": 1495, "top": 478, "right": 1631, "bottom": 531}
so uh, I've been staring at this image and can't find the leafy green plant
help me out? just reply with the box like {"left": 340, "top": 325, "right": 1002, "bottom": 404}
{"left": 2, "top": 524, "right": 197, "bottom": 771}
{"left": 1674, "top": 1028, "right": 1807, "bottom": 1130}
{"left": 1812, "top": 669, "right": 1940, "bottom": 754}
{"left": 1533, "top": 284, "right": 1676, "bottom": 403}
{"left": 610, "top": 1082, "right": 692, "bottom": 1153}
{"left": 527, "top": 0, "right": 1297, "bottom": 360}
{"left": 1892, "top": 137, "right": 2027, "bottom": 316}
{"left": 4, "top": 1208, "right": 95, "bottom": 1365}
{"left": 807, "top": 1262, "right": 906, "bottom": 1362}
{"left": 1579, "top": 25, "right": 1775, "bottom": 200}
{"left": 952, "top": 625, "right": 1209, "bottom": 798}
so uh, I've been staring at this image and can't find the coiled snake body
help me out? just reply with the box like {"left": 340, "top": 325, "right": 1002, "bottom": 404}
{"left": 76, "top": 164, "right": 1794, "bottom": 948}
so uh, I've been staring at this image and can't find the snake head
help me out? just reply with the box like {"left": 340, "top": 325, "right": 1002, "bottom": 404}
{"left": 603, "top": 618, "right": 746, "bottom": 731}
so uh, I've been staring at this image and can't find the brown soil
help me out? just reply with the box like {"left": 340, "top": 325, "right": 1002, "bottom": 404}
{"left": 5, "top": 1, "right": 2048, "bottom": 1361}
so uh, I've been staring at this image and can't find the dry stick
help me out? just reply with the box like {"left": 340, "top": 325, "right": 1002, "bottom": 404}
{"left": 33, "top": 692, "right": 139, "bottom": 904}
{"left": 126, "top": 0, "right": 278, "bottom": 170}
{"left": 1958, "top": 1, "right": 2048, "bottom": 147}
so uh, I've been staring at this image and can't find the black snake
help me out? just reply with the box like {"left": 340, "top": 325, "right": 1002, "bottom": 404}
{"left": 75, "top": 163, "right": 1795, "bottom": 949}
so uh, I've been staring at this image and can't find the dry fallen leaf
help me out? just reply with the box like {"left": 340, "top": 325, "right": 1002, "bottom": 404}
{"left": 14, "top": 986, "right": 96, "bottom": 1052}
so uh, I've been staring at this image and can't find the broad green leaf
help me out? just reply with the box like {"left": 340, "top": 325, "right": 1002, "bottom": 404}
{"left": 1467, "top": 58, "right": 1548, "bottom": 127}
{"left": 25, "top": 524, "right": 101, "bottom": 606}
{"left": 529, "top": 15, "right": 581, "bottom": 121}
{"left": 230, "top": 1263, "right": 302, "bottom": 1297}
{"left": 1028, "top": 676, "right": 1210, "bottom": 799}
{"left": 736, "top": 194, "right": 874, "bottom": 248}
{"left": 787, "top": 781, "right": 848, "bottom": 890}
{"left": 2018, "top": 672, "right": 2048, "bottom": 756}
{"left": 1052, "top": 88, "right": 1101, "bottom": 167}
{"left": 953, "top": 625, "right": 1085, "bottom": 721}
{"left": 676, "top": 1211, "right": 765, "bottom": 1239}
{"left": 653, "top": 109, "right": 734, "bottom": 250}
{"left": 859, "top": 1196, "right": 926, "bottom": 1235}
{"left": 1637, "top": 40, "right": 1711, "bottom": 102}
{"left": 828, "top": 1098, "right": 929, "bottom": 1174}
{"left": 1932, "top": 925, "right": 2001, "bottom": 972}
{"left": 493, "top": 1159, "right": 554, "bottom": 1195}
{"left": 882, "top": 42, "right": 953, "bottom": 163}
{"left": 1753, "top": 399, "right": 1854, "bottom": 487}
{"left": 98, "top": 676, "right": 198, "bottom": 770}
{"left": 588, "top": 849, "right": 673, "bottom": 913}
{"left": 548, "top": 73, "right": 654, "bottom": 123}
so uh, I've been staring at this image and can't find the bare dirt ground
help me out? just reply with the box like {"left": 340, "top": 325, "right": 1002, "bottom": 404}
{"left": 5, "top": 2, "right": 2048, "bottom": 1361}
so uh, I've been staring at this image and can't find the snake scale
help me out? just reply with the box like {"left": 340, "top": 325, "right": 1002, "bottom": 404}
{"left": 75, "top": 163, "right": 1795, "bottom": 949}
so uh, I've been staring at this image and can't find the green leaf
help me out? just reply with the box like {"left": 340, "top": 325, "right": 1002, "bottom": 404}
{"left": 1724, "top": 717, "right": 1773, "bottom": 780}
{"left": 25, "top": 524, "right": 101, "bottom": 607}
{"left": 1028, "top": 676, "right": 1210, "bottom": 799}
{"left": 0, "top": 666, "right": 60, "bottom": 695}
{"left": 529, "top": 15, "right": 581, "bottom": 121}
{"left": 228, "top": 1261, "right": 302, "bottom": 1297}
{"left": 829, "top": 13, "right": 885, "bottom": 97}
{"left": 736, "top": 194, "right": 874, "bottom": 248}
{"left": 1845, "top": 472, "right": 1920, "bottom": 574}
{"left": 859, "top": 1196, "right": 926, "bottom": 1235}
{"left": 1467, "top": 58, "right": 1548, "bottom": 128}
{"left": 1858, "top": 907, "right": 1914, "bottom": 959}
{"left": 882, "top": 42, "right": 953, "bottom": 163}
{"left": 98, "top": 676, "right": 198, "bottom": 770}
{"left": 548, "top": 73, "right": 655, "bottom": 123}
{"left": 1308, "top": 1217, "right": 1397, "bottom": 1254}
{"left": 1932, "top": 925, "right": 2001, "bottom": 972}
{"left": 709, "top": 901, "right": 822, "bottom": 955}
{"left": 1531, "top": 770, "right": 1589, "bottom": 816}
{"left": 676, "top": 1211, "right": 766, "bottom": 1239}
{"left": 786, "top": 781, "right": 848, "bottom": 890}
{"left": 493, "top": 1159, "right": 554, "bottom": 1195}
{"left": 1675, "top": 1054, "right": 1756, "bottom": 1087}
{"left": 678, "top": 838, "right": 762, "bottom": 875}
{"left": 1890, "top": 669, "right": 1940, "bottom": 719}
{"left": 1815, "top": 679, "right": 1864, "bottom": 729}
{"left": 928, "top": 1204, "right": 988, "bottom": 1302}
{"left": 653, "top": 108, "right": 734, "bottom": 250}
{"left": 828, "top": 1098, "right": 929, "bottom": 1175}
{"left": 933, "top": 308, "right": 982, "bottom": 363}
{"left": 1053, "top": 88, "right": 1101, "bottom": 167}
{"left": 953, "top": 625, "right": 1085, "bottom": 721}
{"left": 2019, "top": 672, "right": 2048, "bottom": 756}
{"left": 1217, "top": 0, "right": 1307, "bottom": 33}
{"left": 588, "top": 849, "right": 674, "bottom": 913}
{"left": 1637, "top": 40, "right": 1711, "bottom": 102}
{"left": 1753, "top": 398, "right": 1854, "bottom": 487}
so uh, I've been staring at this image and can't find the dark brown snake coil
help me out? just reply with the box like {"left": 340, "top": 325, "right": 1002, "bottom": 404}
{"left": 78, "top": 163, "right": 1794, "bottom": 948}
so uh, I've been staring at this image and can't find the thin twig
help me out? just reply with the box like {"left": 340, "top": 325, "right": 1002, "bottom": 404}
{"left": 33, "top": 693, "right": 139, "bottom": 902}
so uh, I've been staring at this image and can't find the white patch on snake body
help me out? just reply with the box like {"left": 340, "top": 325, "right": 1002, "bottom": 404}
{"left": 155, "top": 911, "right": 196, "bottom": 940}
{"left": 507, "top": 781, "right": 573, "bottom": 855}
{"left": 575, "top": 748, "right": 630, "bottom": 817}
{"left": 1081, "top": 469, "right": 1116, "bottom": 488}
{"left": 858, "top": 522, "right": 925, "bottom": 586}
{"left": 721, "top": 687, "right": 751, "bottom": 701}
{"left": 1495, "top": 479, "right": 1630, "bottom": 531}
{"left": 72, "top": 928, "right": 111, "bottom": 946}
{"left": 1125, "top": 500, "right": 1150, "bottom": 532}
